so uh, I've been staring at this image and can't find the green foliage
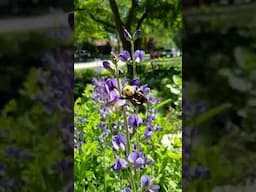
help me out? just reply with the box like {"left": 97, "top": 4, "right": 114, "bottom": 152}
{"left": 74, "top": 57, "right": 182, "bottom": 191}
{"left": 75, "top": 0, "right": 182, "bottom": 48}
{"left": 74, "top": 85, "right": 182, "bottom": 191}
{"left": 138, "top": 57, "right": 182, "bottom": 116}
{"left": 74, "top": 0, "right": 111, "bottom": 43}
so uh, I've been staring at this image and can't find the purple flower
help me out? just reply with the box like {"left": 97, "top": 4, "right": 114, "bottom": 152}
{"left": 74, "top": 130, "right": 85, "bottom": 148}
{"left": 120, "top": 188, "right": 131, "bottom": 192}
{"left": 134, "top": 50, "right": 145, "bottom": 62}
{"left": 76, "top": 117, "right": 87, "bottom": 124}
{"left": 146, "top": 113, "right": 155, "bottom": 124}
{"left": 111, "top": 157, "right": 128, "bottom": 172}
{"left": 98, "top": 129, "right": 111, "bottom": 143}
{"left": 139, "top": 84, "right": 150, "bottom": 95}
{"left": 106, "top": 78, "right": 118, "bottom": 91}
{"left": 98, "top": 122, "right": 106, "bottom": 129}
{"left": 140, "top": 175, "right": 160, "bottom": 192}
{"left": 148, "top": 96, "right": 160, "bottom": 105}
{"left": 103, "top": 61, "right": 111, "bottom": 69}
{"left": 131, "top": 78, "right": 140, "bottom": 86}
{"left": 123, "top": 29, "right": 132, "bottom": 41}
{"left": 128, "top": 152, "right": 145, "bottom": 169}
{"left": 119, "top": 50, "right": 131, "bottom": 62}
{"left": 107, "top": 90, "right": 120, "bottom": 104}
{"left": 100, "top": 107, "right": 110, "bottom": 119}
{"left": 155, "top": 126, "right": 162, "bottom": 131}
{"left": 144, "top": 125, "right": 162, "bottom": 139}
{"left": 144, "top": 125, "right": 155, "bottom": 139}
{"left": 128, "top": 114, "right": 142, "bottom": 128}
{"left": 112, "top": 133, "right": 127, "bottom": 151}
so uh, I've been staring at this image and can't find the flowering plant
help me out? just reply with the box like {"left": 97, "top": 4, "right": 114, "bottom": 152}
{"left": 95, "top": 29, "right": 161, "bottom": 192}
{"left": 74, "top": 29, "right": 182, "bottom": 192}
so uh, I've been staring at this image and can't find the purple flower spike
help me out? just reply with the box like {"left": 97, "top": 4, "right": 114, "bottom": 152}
{"left": 134, "top": 50, "right": 145, "bottom": 62}
{"left": 140, "top": 175, "right": 160, "bottom": 192}
{"left": 111, "top": 157, "right": 128, "bottom": 172}
{"left": 128, "top": 114, "right": 142, "bottom": 128}
{"left": 112, "top": 133, "right": 127, "bottom": 151}
{"left": 119, "top": 50, "right": 131, "bottom": 62}
{"left": 103, "top": 61, "right": 111, "bottom": 69}
{"left": 128, "top": 152, "right": 145, "bottom": 169}
{"left": 131, "top": 78, "right": 140, "bottom": 86}
{"left": 124, "top": 29, "right": 132, "bottom": 41}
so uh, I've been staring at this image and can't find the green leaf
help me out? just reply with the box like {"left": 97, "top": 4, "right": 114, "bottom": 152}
{"left": 191, "top": 103, "right": 232, "bottom": 126}
{"left": 173, "top": 75, "right": 182, "bottom": 86}
{"left": 155, "top": 98, "right": 172, "bottom": 109}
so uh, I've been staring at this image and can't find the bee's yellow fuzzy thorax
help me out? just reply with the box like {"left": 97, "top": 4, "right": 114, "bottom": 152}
{"left": 122, "top": 85, "right": 135, "bottom": 97}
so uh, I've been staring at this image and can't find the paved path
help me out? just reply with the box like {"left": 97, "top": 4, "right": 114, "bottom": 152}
{"left": 74, "top": 60, "right": 106, "bottom": 70}
{"left": 74, "top": 60, "right": 126, "bottom": 72}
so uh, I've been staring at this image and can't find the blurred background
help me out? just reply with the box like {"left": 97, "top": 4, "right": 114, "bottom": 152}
{"left": 183, "top": 0, "right": 256, "bottom": 191}
{"left": 0, "top": 1, "right": 74, "bottom": 191}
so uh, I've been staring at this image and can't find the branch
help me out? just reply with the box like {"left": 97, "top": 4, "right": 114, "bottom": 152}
{"left": 108, "top": 0, "right": 126, "bottom": 43}
{"left": 136, "top": 8, "right": 147, "bottom": 30}
{"left": 89, "top": 13, "right": 115, "bottom": 29}
{"left": 125, "top": 0, "right": 137, "bottom": 30}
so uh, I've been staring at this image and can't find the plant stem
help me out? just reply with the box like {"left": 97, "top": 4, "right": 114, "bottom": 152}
{"left": 104, "top": 146, "right": 107, "bottom": 192}
{"left": 115, "top": 64, "right": 137, "bottom": 191}
{"left": 115, "top": 65, "right": 130, "bottom": 156}
{"left": 131, "top": 41, "right": 136, "bottom": 79}
{"left": 128, "top": 167, "right": 137, "bottom": 192}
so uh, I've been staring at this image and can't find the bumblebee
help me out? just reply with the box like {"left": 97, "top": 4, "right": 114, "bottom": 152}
{"left": 122, "top": 85, "right": 148, "bottom": 106}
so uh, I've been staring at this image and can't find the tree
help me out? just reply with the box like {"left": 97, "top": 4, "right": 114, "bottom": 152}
{"left": 75, "top": 0, "right": 181, "bottom": 73}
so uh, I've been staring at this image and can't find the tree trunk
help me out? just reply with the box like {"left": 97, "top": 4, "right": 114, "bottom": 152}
{"left": 108, "top": 0, "right": 145, "bottom": 78}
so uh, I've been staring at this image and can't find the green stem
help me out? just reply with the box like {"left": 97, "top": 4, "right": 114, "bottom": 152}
{"left": 131, "top": 41, "right": 136, "bottom": 79}
{"left": 128, "top": 167, "right": 137, "bottom": 192}
{"left": 104, "top": 146, "right": 107, "bottom": 192}
{"left": 115, "top": 63, "right": 137, "bottom": 191}
{"left": 115, "top": 66, "right": 130, "bottom": 156}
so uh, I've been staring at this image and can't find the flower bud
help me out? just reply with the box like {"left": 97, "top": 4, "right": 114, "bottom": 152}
{"left": 131, "top": 78, "right": 140, "bottom": 86}
{"left": 111, "top": 51, "right": 118, "bottom": 64}
{"left": 103, "top": 61, "right": 111, "bottom": 69}
{"left": 123, "top": 29, "right": 132, "bottom": 41}
{"left": 133, "top": 29, "right": 141, "bottom": 40}
{"left": 102, "top": 61, "right": 115, "bottom": 73}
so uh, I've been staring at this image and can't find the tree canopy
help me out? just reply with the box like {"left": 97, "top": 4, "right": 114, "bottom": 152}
{"left": 74, "top": 0, "right": 182, "bottom": 49}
